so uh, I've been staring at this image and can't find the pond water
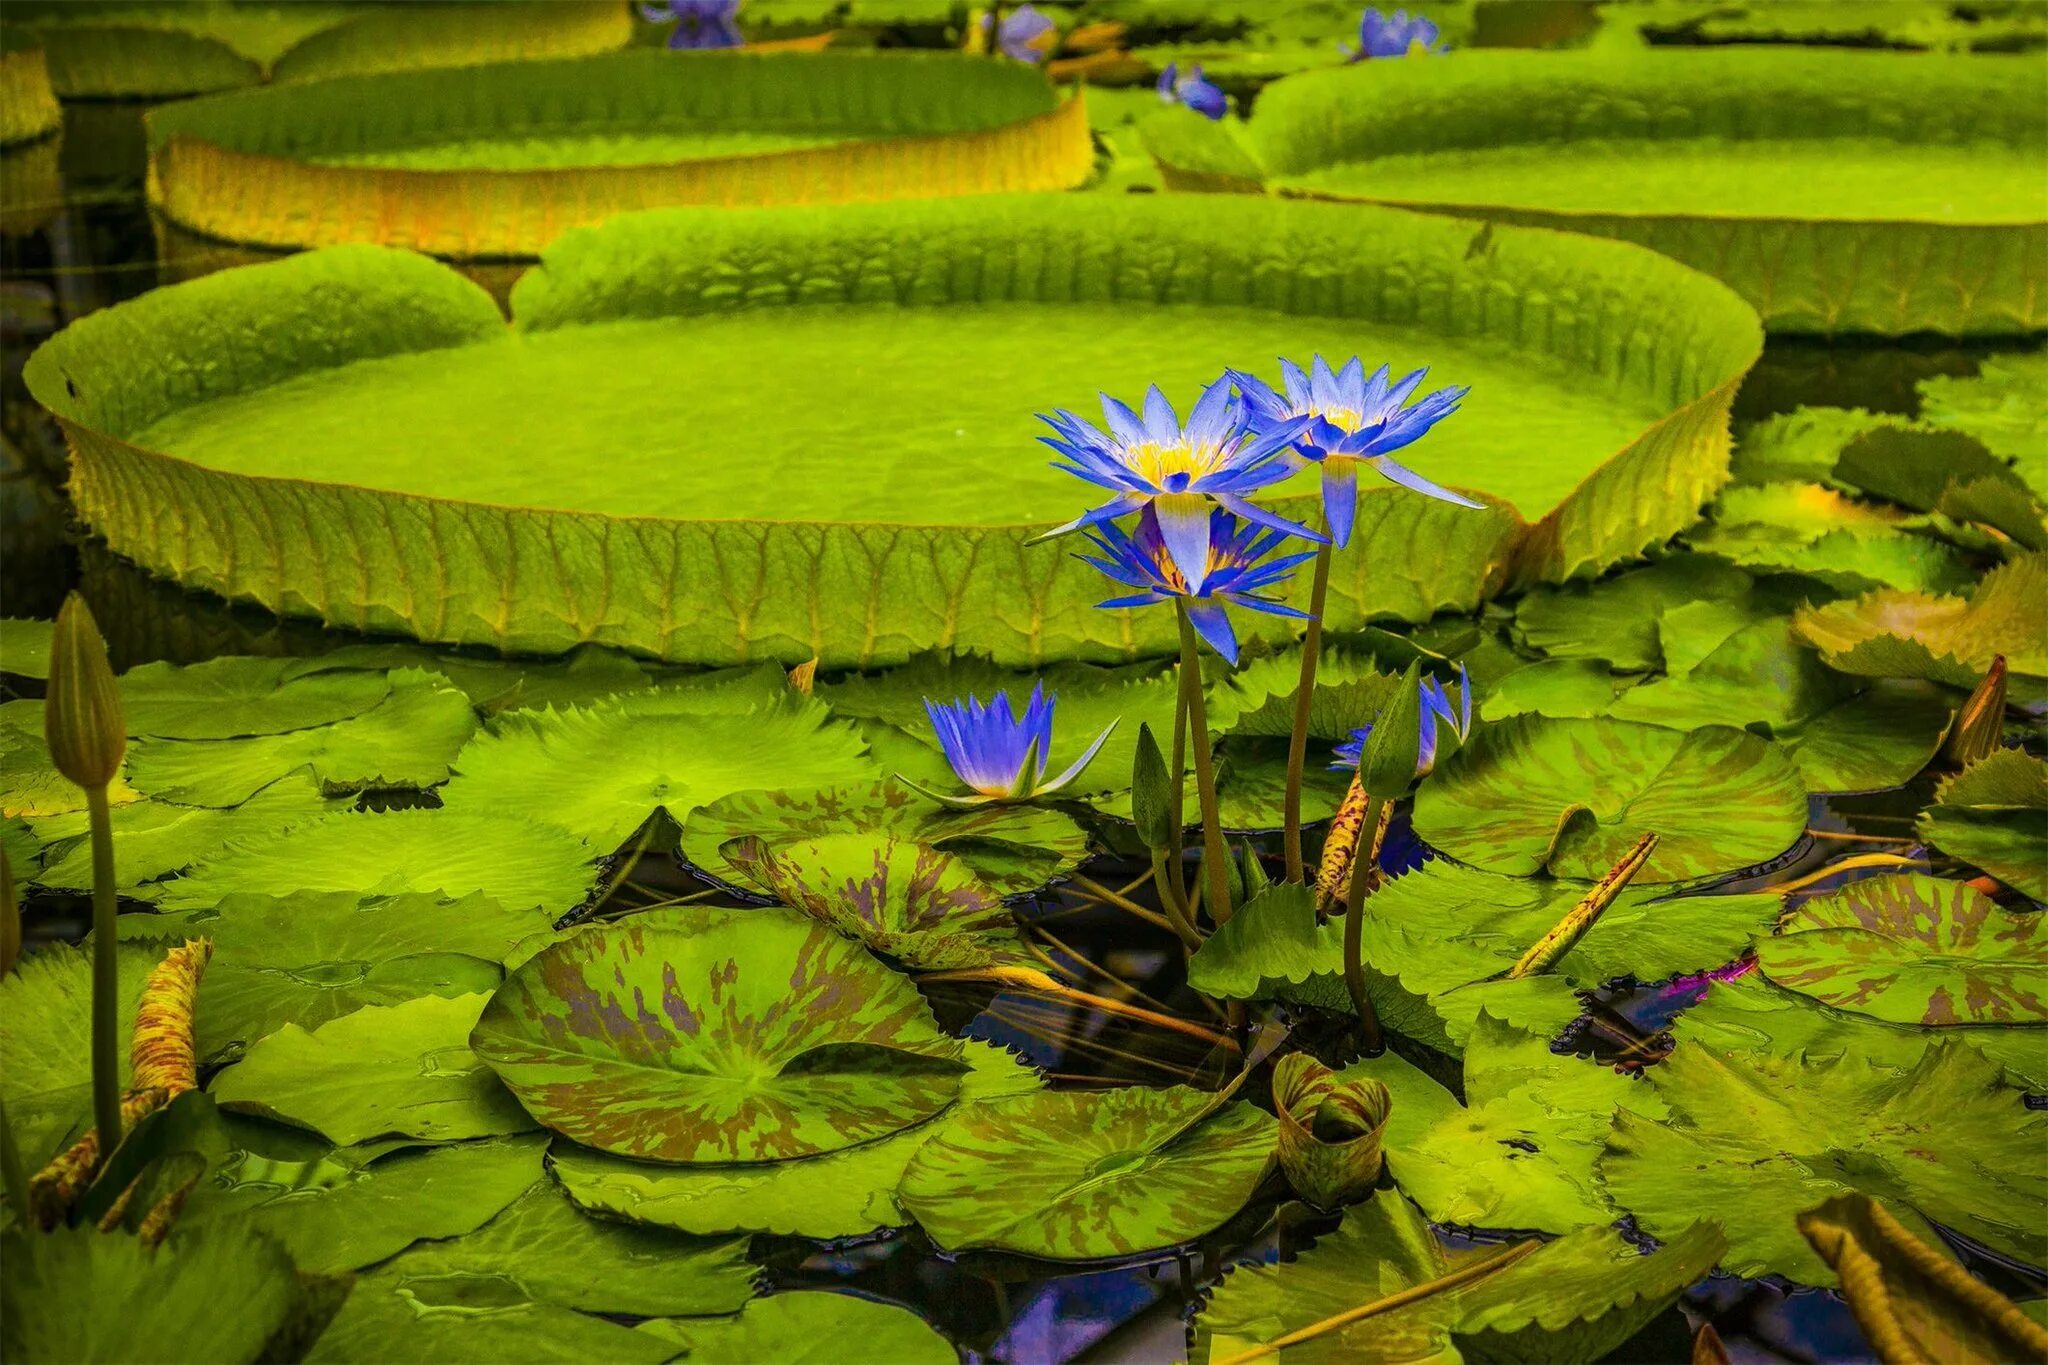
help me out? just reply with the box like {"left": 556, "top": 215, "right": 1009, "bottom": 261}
{"left": 2, "top": 13, "right": 2044, "bottom": 1365}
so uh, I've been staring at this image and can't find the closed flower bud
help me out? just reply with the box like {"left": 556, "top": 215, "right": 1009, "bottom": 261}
{"left": 1356, "top": 661, "right": 1424, "bottom": 802}
{"left": 44, "top": 594, "right": 125, "bottom": 790}
{"left": 1130, "top": 722, "right": 1173, "bottom": 849}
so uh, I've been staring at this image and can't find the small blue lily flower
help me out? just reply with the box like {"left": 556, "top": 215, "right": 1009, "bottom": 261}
{"left": 639, "top": 0, "right": 743, "bottom": 49}
{"left": 1231, "top": 355, "right": 1478, "bottom": 548}
{"left": 1036, "top": 378, "right": 1320, "bottom": 592}
{"left": 987, "top": 3, "right": 1058, "bottom": 62}
{"left": 1084, "top": 506, "right": 1316, "bottom": 665}
{"left": 1157, "top": 61, "right": 1228, "bottom": 119}
{"left": 1346, "top": 7, "right": 1445, "bottom": 60}
{"left": 1332, "top": 664, "right": 1472, "bottom": 779}
{"left": 904, "top": 683, "right": 1118, "bottom": 808}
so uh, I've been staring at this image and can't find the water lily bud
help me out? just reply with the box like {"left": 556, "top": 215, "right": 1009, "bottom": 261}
{"left": 1943, "top": 655, "right": 2007, "bottom": 767}
{"left": 1237, "top": 838, "right": 1271, "bottom": 900}
{"left": 44, "top": 594, "right": 124, "bottom": 790}
{"left": 1356, "top": 661, "right": 1423, "bottom": 802}
{"left": 1130, "top": 722, "right": 1173, "bottom": 849}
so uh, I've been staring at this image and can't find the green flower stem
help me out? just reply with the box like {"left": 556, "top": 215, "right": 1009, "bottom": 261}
{"left": 1168, "top": 659, "right": 1191, "bottom": 908}
{"left": 86, "top": 785, "right": 122, "bottom": 1163}
{"left": 1340, "top": 794, "right": 1386, "bottom": 1053}
{"left": 1150, "top": 848, "right": 1203, "bottom": 953}
{"left": 1175, "top": 603, "right": 1233, "bottom": 926}
{"left": 1282, "top": 530, "right": 1334, "bottom": 883}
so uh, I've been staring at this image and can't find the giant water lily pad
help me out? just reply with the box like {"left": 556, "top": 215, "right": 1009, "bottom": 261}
{"left": 148, "top": 50, "right": 1090, "bottom": 259}
{"left": 680, "top": 781, "right": 1090, "bottom": 898}
{"left": 472, "top": 911, "right": 967, "bottom": 1163}
{"left": 1757, "top": 873, "right": 2047, "bottom": 1026}
{"left": 1599, "top": 1039, "right": 2046, "bottom": 1284}
{"left": 26, "top": 193, "right": 1758, "bottom": 665}
{"left": 438, "top": 693, "right": 873, "bottom": 851}
{"left": 1412, "top": 716, "right": 1809, "bottom": 883}
{"left": 1193, "top": 1193, "right": 1725, "bottom": 1365}
{"left": 552, "top": 1040, "right": 1040, "bottom": 1239}
{"left": 1344, "top": 1014, "right": 1664, "bottom": 1235}
{"left": 1151, "top": 49, "right": 2047, "bottom": 335}
{"left": 898, "top": 1084, "right": 1277, "bottom": 1259}
{"left": 1916, "top": 749, "right": 2048, "bottom": 900}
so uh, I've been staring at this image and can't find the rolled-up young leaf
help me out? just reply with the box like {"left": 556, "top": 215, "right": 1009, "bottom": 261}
{"left": 1272, "top": 1053, "right": 1390, "bottom": 1209}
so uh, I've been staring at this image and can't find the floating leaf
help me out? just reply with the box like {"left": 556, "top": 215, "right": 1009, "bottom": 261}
{"left": 1918, "top": 352, "right": 2048, "bottom": 473}
{"left": 28, "top": 773, "right": 342, "bottom": 892}
{"left": 1799, "top": 1192, "right": 2048, "bottom": 1365}
{"left": 1211, "top": 645, "right": 1399, "bottom": 741}
{"left": 1344, "top": 1014, "right": 1664, "bottom": 1234}
{"left": 117, "top": 655, "right": 391, "bottom": 739}
{"left": 1603, "top": 616, "right": 1844, "bottom": 733}
{"left": 1482, "top": 659, "right": 1640, "bottom": 722}
{"left": 1796, "top": 553, "right": 2048, "bottom": 695}
{"left": 551, "top": 1041, "right": 1040, "bottom": 1240}
{"left": 725, "top": 833, "right": 1020, "bottom": 969}
{"left": 1272, "top": 1054, "right": 1389, "bottom": 1210}
{"left": 1916, "top": 749, "right": 2048, "bottom": 900}
{"left": 0, "top": 941, "right": 158, "bottom": 1163}
{"left": 1193, "top": 1192, "right": 1724, "bottom": 1365}
{"left": 125, "top": 667, "right": 476, "bottom": 806}
{"left": 1214, "top": 739, "right": 1357, "bottom": 832}
{"left": 157, "top": 809, "right": 600, "bottom": 916}
{"left": 0, "top": 617, "right": 53, "bottom": 679}
{"left": 1774, "top": 682, "right": 1953, "bottom": 794}
{"left": 1512, "top": 556, "right": 1755, "bottom": 673}
{"left": 211, "top": 991, "right": 536, "bottom": 1147}
{"left": 681, "top": 780, "right": 1089, "bottom": 899}
{"left": 898, "top": 1084, "right": 1277, "bottom": 1259}
{"left": 1599, "top": 1040, "right": 2046, "bottom": 1284}
{"left": 1412, "top": 717, "right": 1808, "bottom": 883}
{"left": 1186, "top": 882, "right": 1341, "bottom": 1002}
{"left": 1833, "top": 424, "right": 2046, "bottom": 551}
{"left": 307, "top": 1267, "right": 671, "bottom": 1365}
{"left": 440, "top": 694, "right": 873, "bottom": 851}
{"left": 1758, "top": 874, "right": 2047, "bottom": 1026}
{"left": 637, "top": 1293, "right": 954, "bottom": 1365}
{"left": 0, "top": 702, "right": 144, "bottom": 819}
{"left": 472, "top": 911, "right": 966, "bottom": 1164}
{"left": 1, "top": 1224, "right": 307, "bottom": 1365}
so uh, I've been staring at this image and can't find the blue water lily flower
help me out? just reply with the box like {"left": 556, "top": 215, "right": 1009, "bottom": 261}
{"left": 1084, "top": 506, "right": 1316, "bottom": 664}
{"left": 1157, "top": 61, "right": 1228, "bottom": 119}
{"left": 1036, "top": 378, "right": 1319, "bottom": 591}
{"left": 905, "top": 683, "right": 1118, "bottom": 808}
{"left": 639, "top": 0, "right": 743, "bottom": 49}
{"left": 1231, "top": 355, "right": 1478, "bottom": 547}
{"left": 1346, "top": 7, "right": 1445, "bottom": 59}
{"left": 1332, "top": 663, "right": 1472, "bottom": 778}
{"left": 989, "top": 3, "right": 1058, "bottom": 62}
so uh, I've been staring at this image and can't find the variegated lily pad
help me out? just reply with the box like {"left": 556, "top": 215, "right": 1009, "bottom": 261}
{"left": 725, "top": 833, "right": 1021, "bottom": 970}
{"left": 1412, "top": 716, "right": 1808, "bottom": 882}
{"left": 681, "top": 780, "right": 1089, "bottom": 899}
{"left": 471, "top": 910, "right": 968, "bottom": 1164}
{"left": 1757, "top": 873, "right": 2047, "bottom": 1026}
{"left": 898, "top": 1085, "right": 1277, "bottom": 1260}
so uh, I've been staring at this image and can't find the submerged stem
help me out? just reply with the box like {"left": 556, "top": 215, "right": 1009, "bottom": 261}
{"left": 1282, "top": 534, "right": 1333, "bottom": 883}
{"left": 1176, "top": 605, "right": 1233, "bottom": 926}
{"left": 1341, "top": 794, "right": 1386, "bottom": 1054}
{"left": 86, "top": 785, "right": 122, "bottom": 1164}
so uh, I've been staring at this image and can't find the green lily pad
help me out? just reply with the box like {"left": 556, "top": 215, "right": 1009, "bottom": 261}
{"left": 117, "top": 654, "right": 392, "bottom": 739}
{"left": 1773, "top": 682, "right": 1953, "bottom": 794}
{"left": 1917, "top": 749, "right": 2048, "bottom": 900}
{"left": 0, "top": 941, "right": 158, "bottom": 1163}
{"left": 1918, "top": 351, "right": 2048, "bottom": 473}
{"left": 1209, "top": 644, "right": 1399, "bottom": 741}
{"left": 27, "top": 192, "right": 1756, "bottom": 665}
{"left": 0, "top": 702, "right": 145, "bottom": 820}
{"left": 307, "top": 1267, "right": 672, "bottom": 1365}
{"left": 1, "top": 1223, "right": 307, "bottom": 1365}
{"left": 125, "top": 667, "right": 476, "bottom": 806}
{"left": 472, "top": 911, "right": 966, "bottom": 1164}
{"left": 1671, "top": 973, "right": 2048, "bottom": 1092}
{"left": 1602, "top": 616, "right": 1845, "bottom": 732}
{"left": 1833, "top": 425, "right": 2048, "bottom": 551}
{"left": 27, "top": 772, "right": 342, "bottom": 892}
{"left": 1731, "top": 406, "right": 1899, "bottom": 485}
{"left": 439, "top": 693, "right": 874, "bottom": 852}
{"left": 1193, "top": 1193, "right": 1725, "bottom": 1365}
{"left": 1482, "top": 659, "right": 1641, "bottom": 722}
{"left": 211, "top": 991, "right": 537, "bottom": 1147}
{"left": 1698, "top": 526, "right": 1974, "bottom": 595}
{"left": 1213, "top": 737, "right": 1360, "bottom": 832}
{"left": 1344, "top": 1013, "right": 1665, "bottom": 1234}
{"left": 1162, "top": 49, "right": 2048, "bottom": 335}
{"left": 680, "top": 781, "right": 1090, "bottom": 899}
{"left": 0, "top": 617, "right": 53, "bottom": 678}
{"left": 898, "top": 1084, "right": 1277, "bottom": 1259}
{"left": 1599, "top": 1039, "right": 2046, "bottom": 1284}
{"left": 156, "top": 809, "right": 601, "bottom": 916}
{"left": 1185, "top": 882, "right": 1338, "bottom": 1002}
{"left": 637, "top": 1294, "right": 954, "bottom": 1365}
{"left": 551, "top": 1040, "right": 1040, "bottom": 1239}
{"left": 724, "top": 833, "right": 1020, "bottom": 969}
{"left": 1757, "top": 873, "right": 2047, "bottom": 1026}
{"left": 1412, "top": 716, "right": 1809, "bottom": 883}
{"left": 1795, "top": 552, "right": 2048, "bottom": 694}
{"left": 1512, "top": 556, "right": 1756, "bottom": 673}
{"left": 122, "top": 890, "right": 540, "bottom": 1054}
{"left": 372, "top": 1180, "right": 756, "bottom": 1318}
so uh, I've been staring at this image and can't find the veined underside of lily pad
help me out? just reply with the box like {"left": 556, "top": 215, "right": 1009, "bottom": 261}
{"left": 144, "top": 50, "right": 1094, "bottom": 261}
{"left": 1145, "top": 48, "right": 2047, "bottom": 336}
{"left": 27, "top": 195, "right": 1759, "bottom": 666}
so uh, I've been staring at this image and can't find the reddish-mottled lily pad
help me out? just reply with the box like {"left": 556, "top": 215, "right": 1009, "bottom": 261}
{"left": 1756, "top": 874, "right": 2047, "bottom": 1026}
{"left": 470, "top": 910, "right": 968, "bottom": 1164}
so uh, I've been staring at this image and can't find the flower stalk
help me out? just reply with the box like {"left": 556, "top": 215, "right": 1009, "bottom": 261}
{"left": 1340, "top": 795, "right": 1387, "bottom": 1051}
{"left": 1176, "top": 604, "right": 1234, "bottom": 925}
{"left": 1282, "top": 528, "right": 1334, "bottom": 882}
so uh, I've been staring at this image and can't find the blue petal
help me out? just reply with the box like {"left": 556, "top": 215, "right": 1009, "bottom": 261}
{"left": 1153, "top": 494, "right": 1214, "bottom": 593}
{"left": 1183, "top": 599, "right": 1240, "bottom": 663}
{"left": 1371, "top": 455, "right": 1485, "bottom": 509}
{"left": 1321, "top": 459, "right": 1360, "bottom": 548}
